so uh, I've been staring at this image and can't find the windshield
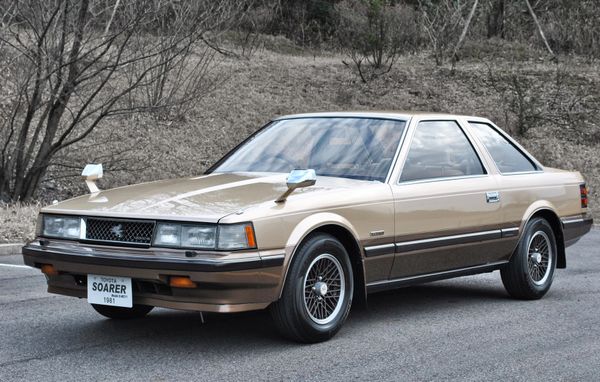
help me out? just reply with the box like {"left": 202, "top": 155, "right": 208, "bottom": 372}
{"left": 212, "top": 117, "right": 406, "bottom": 182}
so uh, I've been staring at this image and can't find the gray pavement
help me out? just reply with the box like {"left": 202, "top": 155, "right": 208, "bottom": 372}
{"left": 1, "top": 230, "right": 599, "bottom": 381}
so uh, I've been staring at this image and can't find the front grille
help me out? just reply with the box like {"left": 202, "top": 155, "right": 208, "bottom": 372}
{"left": 85, "top": 218, "right": 155, "bottom": 245}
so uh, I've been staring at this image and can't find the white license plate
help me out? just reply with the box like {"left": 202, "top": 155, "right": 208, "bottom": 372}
{"left": 87, "top": 274, "right": 132, "bottom": 308}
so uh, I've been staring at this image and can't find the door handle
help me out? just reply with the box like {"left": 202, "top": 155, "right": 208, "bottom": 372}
{"left": 486, "top": 191, "right": 500, "bottom": 203}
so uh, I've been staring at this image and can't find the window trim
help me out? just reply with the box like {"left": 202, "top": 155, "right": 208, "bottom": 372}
{"left": 396, "top": 119, "right": 489, "bottom": 185}
{"left": 467, "top": 121, "right": 542, "bottom": 175}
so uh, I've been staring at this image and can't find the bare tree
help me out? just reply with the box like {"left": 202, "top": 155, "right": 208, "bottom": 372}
{"left": 0, "top": 0, "right": 247, "bottom": 202}
{"left": 418, "top": 0, "right": 466, "bottom": 66}
{"left": 337, "top": 0, "right": 419, "bottom": 82}
{"left": 523, "top": 0, "right": 556, "bottom": 58}
{"left": 451, "top": 0, "right": 479, "bottom": 67}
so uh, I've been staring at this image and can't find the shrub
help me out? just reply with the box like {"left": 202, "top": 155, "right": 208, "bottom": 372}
{"left": 336, "top": 0, "right": 420, "bottom": 82}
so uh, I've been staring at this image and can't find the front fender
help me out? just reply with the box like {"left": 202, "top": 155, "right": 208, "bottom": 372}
{"left": 276, "top": 212, "right": 364, "bottom": 299}
{"left": 285, "top": 212, "right": 361, "bottom": 250}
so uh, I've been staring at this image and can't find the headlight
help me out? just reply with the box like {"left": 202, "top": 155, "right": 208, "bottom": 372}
{"left": 42, "top": 215, "right": 81, "bottom": 239}
{"left": 182, "top": 225, "right": 216, "bottom": 248}
{"left": 152, "top": 222, "right": 255, "bottom": 250}
{"left": 153, "top": 223, "right": 182, "bottom": 246}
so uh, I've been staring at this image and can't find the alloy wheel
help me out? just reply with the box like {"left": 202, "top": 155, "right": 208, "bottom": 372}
{"left": 303, "top": 253, "right": 345, "bottom": 325}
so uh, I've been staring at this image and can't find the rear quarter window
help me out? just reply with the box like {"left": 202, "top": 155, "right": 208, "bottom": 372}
{"left": 469, "top": 122, "right": 537, "bottom": 173}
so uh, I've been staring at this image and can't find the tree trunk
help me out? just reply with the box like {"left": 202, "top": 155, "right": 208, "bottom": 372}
{"left": 487, "top": 0, "right": 505, "bottom": 38}
{"left": 524, "top": 0, "right": 556, "bottom": 58}
{"left": 452, "top": 0, "right": 479, "bottom": 65}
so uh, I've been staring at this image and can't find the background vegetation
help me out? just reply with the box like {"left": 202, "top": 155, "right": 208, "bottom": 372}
{"left": 1, "top": 0, "right": 599, "bottom": 242}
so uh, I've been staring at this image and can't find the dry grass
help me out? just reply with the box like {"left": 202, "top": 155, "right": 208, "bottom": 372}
{"left": 0, "top": 203, "right": 39, "bottom": 243}
{"left": 3, "top": 37, "right": 599, "bottom": 242}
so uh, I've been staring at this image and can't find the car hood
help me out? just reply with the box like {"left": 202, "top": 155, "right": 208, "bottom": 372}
{"left": 42, "top": 172, "right": 366, "bottom": 223}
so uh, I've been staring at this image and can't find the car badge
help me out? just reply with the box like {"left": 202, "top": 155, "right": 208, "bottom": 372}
{"left": 111, "top": 224, "right": 124, "bottom": 238}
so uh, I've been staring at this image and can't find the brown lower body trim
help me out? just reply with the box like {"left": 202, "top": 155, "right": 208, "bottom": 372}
{"left": 366, "top": 261, "right": 508, "bottom": 293}
{"left": 364, "top": 227, "right": 520, "bottom": 256}
{"left": 562, "top": 214, "right": 593, "bottom": 247}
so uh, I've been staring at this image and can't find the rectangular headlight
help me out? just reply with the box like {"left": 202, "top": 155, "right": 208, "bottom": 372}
{"left": 153, "top": 223, "right": 182, "bottom": 247}
{"left": 42, "top": 215, "right": 81, "bottom": 239}
{"left": 181, "top": 225, "right": 216, "bottom": 248}
{"left": 152, "top": 222, "right": 255, "bottom": 250}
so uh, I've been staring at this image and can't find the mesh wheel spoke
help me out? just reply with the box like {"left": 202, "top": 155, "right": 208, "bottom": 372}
{"left": 527, "top": 231, "right": 552, "bottom": 285}
{"left": 303, "top": 253, "right": 346, "bottom": 325}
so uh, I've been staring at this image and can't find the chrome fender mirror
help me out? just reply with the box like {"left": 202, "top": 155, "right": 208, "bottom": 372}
{"left": 275, "top": 169, "right": 316, "bottom": 203}
{"left": 82, "top": 163, "right": 103, "bottom": 193}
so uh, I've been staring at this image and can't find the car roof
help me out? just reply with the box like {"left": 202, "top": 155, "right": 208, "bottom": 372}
{"left": 273, "top": 111, "right": 490, "bottom": 122}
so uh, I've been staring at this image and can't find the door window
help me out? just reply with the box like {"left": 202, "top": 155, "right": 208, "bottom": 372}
{"left": 400, "top": 121, "right": 485, "bottom": 182}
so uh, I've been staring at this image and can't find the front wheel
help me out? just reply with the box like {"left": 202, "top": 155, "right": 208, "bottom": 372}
{"left": 501, "top": 217, "right": 557, "bottom": 300}
{"left": 91, "top": 303, "right": 154, "bottom": 319}
{"left": 270, "top": 233, "right": 354, "bottom": 343}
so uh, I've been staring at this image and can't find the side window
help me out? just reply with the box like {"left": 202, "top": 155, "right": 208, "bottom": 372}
{"left": 469, "top": 122, "right": 537, "bottom": 173}
{"left": 400, "top": 121, "right": 486, "bottom": 182}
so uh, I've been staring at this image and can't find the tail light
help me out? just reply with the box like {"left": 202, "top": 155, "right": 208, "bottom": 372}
{"left": 580, "top": 183, "right": 589, "bottom": 208}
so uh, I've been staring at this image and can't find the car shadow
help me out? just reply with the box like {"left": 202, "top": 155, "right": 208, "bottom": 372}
{"left": 83, "top": 278, "right": 511, "bottom": 347}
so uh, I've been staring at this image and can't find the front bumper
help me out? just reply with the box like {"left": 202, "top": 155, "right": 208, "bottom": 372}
{"left": 22, "top": 239, "right": 285, "bottom": 313}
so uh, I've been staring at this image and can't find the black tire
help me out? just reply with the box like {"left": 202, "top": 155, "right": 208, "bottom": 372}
{"left": 91, "top": 303, "right": 153, "bottom": 319}
{"left": 501, "top": 217, "right": 557, "bottom": 300}
{"left": 270, "top": 233, "right": 354, "bottom": 343}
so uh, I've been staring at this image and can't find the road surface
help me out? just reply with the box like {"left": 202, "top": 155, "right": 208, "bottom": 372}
{"left": 1, "top": 229, "right": 598, "bottom": 381}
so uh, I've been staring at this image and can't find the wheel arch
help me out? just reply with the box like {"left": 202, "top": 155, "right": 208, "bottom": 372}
{"left": 520, "top": 205, "right": 566, "bottom": 269}
{"left": 278, "top": 214, "right": 367, "bottom": 306}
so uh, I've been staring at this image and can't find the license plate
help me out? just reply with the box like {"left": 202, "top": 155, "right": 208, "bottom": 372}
{"left": 87, "top": 274, "right": 132, "bottom": 308}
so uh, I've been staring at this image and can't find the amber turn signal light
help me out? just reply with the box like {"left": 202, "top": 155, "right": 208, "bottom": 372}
{"left": 245, "top": 224, "right": 256, "bottom": 248}
{"left": 169, "top": 276, "right": 197, "bottom": 289}
{"left": 40, "top": 264, "right": 58, "bottom": 276}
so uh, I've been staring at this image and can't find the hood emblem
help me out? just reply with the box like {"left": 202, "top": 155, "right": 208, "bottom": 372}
{"left": 111, "top": 224, "right": 124, "bottom": 238}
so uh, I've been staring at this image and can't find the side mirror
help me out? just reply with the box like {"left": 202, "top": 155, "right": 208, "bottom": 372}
{"left": 82, "top": 163, "right": 103, "bottom": 193}
{"left": 275, "top": 169, "right": 316, "bottom": 203}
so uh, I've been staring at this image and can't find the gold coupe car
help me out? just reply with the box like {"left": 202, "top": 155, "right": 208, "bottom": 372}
{"left": 23, "top": 112, "right": 593, "bottom": 342}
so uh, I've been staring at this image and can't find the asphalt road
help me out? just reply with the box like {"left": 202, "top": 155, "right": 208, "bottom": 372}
{"left": 1, "top": 230, "right": 599, "bottom": 382}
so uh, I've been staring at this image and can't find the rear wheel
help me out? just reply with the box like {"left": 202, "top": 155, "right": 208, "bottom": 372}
{"left": 270, "top": 233, "right": 354, "bottom": 343}
{"left": 91, "top": 304, "right": 153, "bottom": 319}
{"left": 501, "top": 217, "right": 557, "bottom": 300}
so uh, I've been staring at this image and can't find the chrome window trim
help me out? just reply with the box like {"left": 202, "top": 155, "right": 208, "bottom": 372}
{"left": 496, "top": 171, "right": 544, "bottom": 176}
{"left": 384, "top": 116, "right": 412, "bottom": 183}
{"left": 466, "top": 120, "right": 544, "bottom": 175}
{"left": 394, "top": 118, "right": 491, "bottom": 185}
{"left": 395, "top": 174, "right": 489, "bottom": 186}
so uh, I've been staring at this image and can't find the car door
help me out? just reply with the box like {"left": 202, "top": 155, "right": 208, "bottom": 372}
{"left": 387, "top": 118, "right": 517, "bottom": 279}
{"left": 466, "top": 120, "right": 550, "bottom": 230}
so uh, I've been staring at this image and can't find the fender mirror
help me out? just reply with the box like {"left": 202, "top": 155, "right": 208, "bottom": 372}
{"left": 275, "top": 169, "right": 316, "bottom": 203}
{"left": 82, "top": 163, "right": 103, "bottom": 193}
